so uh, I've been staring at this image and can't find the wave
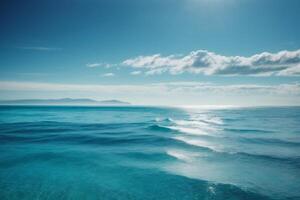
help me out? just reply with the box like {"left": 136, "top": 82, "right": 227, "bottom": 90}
{"left": 189, "top": 115, "right": 224, "bottom": 125}
{"left": 1, "top": 132, "right": 175, "bottom": 148}
{"left": 147, "top": 124, "right": 174, "bottom": 132}
{"left": 148, "top": 123, "right": 218, "bottom": 138}
{"left": 173, "top": 136, "right": 222, "bottom": 152}
{"left": 152, "top": 116, "right": 220, "bottom": 137}
{"left": 223, "top": 127, "right": 275, "bottom": 134}
{"left": 171, "top": 135, "right": 300, "bottom": 165}
{"left": 0, "top": 152, "right": 77, "bottom": 169}
{"left": 171, "top": 119, "right": 218, "bottom": 130}
{"left": 1, "top": 106, "right": 300, "bottom": 199}
{"left": 166, "top": 149, "right": 203, "bottom": 162}
{"left": 153, "top": 114, "right": 300, "bottom": 160}
{"left": 167, "top": 126, "right": 213, "bottom": 136}
{"left": 235, "top": 136, "right": 300, "bottom": 147}
{"left": 154, "top": 117, "right": 173, "bottom": 122}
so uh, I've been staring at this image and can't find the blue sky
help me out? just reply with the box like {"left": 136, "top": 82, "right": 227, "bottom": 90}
{"left": 0, "top": 0, "right": 300, "bottom": 105}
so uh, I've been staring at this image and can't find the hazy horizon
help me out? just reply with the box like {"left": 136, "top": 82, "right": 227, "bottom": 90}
{"left": 0, "top": 97, "right": 300, "bottom": 107}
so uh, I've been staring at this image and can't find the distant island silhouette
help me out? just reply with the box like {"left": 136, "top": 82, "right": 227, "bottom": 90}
{"left": 0, "top": 98, "right": 130, "bottom": 105}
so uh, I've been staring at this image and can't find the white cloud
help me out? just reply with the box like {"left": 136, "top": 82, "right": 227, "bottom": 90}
{"left": 277, "top": 64, "right": 300, "bottom": 76}
{"left": 101, "top": 73, "right": 115, "bottom": 77}
{"left": 86, "top": 63, "right": 102, "bottom": 68}
{"left": 122, "top": 49, "right": 300, "bottom": 76}
{"left": 130, "top": 71, "right": 142, "bottom": 75}
{"left": 86, "top": 63, "right": 113, "bottom": 68}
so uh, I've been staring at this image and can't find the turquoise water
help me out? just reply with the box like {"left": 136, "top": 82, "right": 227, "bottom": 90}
{"left": 0, "top": 106, "right": 299, "bottom": 200}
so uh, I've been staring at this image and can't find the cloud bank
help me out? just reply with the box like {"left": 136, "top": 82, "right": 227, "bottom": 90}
{"left": 1, "top": 81, "right": 299, "bottom": 105}
{"left": 0, "top": 81, "right": 299, "bottom": 95}
{"left": 122, "top": 49, "right": 300, "bottom": 76}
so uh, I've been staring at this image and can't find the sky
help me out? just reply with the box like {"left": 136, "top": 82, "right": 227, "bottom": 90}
{"left": 0, "top": 0, "right": 300, "bottom": 106}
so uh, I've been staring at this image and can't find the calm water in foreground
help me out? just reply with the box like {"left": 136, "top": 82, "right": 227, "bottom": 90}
{"left": 0, "top": 106, "right": 299, "bottom": 200}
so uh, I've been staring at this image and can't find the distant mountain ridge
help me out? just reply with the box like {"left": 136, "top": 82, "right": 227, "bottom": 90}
{"left": 0, "top": 98, "right": 130, "bottom": 105}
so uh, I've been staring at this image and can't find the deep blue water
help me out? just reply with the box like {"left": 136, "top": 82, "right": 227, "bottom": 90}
{"left": 0, "top": 106, "right": 300, "bottom": 200}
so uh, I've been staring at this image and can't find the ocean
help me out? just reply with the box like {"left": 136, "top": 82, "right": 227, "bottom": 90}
{"left": 0, "top": 106, "right": 299, "bottom": 200}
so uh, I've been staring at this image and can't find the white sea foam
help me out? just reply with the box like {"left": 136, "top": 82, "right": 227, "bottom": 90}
{"left": 190, "top": 115, "right": 223, "bottom": 125}
{"left": 166, "top": 115, "right": 221, "bottom": 137}
{"left": 173, "top": 136, "right": 222, "bottom": 152}
{"left": 155, "top": 117, "right": 173, "bottom": 122}
{"left": 172, "top": 119, "right": 217, "bottom": 131}
{"left": 166, "top": 149, "right": 198, "bottom": 162}
{"left": 167, "top": 126, "right": 211, "bottom": 136}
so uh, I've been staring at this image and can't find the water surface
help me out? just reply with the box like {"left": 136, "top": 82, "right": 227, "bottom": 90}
{"left": 0, "top": 106, "right": 299, "bottom": 200}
